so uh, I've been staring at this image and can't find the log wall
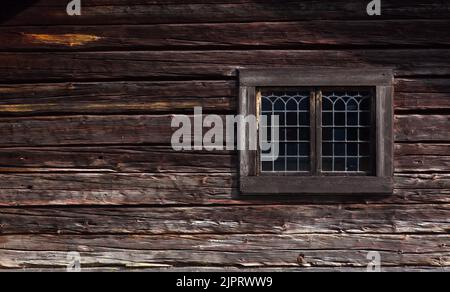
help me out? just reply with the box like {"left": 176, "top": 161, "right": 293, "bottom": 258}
{"left": 0, "top": 0, "right": 449, "bottom": 271}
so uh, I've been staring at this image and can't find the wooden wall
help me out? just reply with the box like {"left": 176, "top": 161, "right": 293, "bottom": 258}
{"left": 0, "top": 0, "right": 449, "bottom": 271}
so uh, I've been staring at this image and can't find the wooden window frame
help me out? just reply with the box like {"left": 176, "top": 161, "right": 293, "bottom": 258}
{"left": 239, "top": 68, "right": 394, "bottom": 195}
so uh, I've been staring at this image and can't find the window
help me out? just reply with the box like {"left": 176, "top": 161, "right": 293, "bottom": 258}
{"left": 239, "top": 69, "right": 394, "bottom": 195}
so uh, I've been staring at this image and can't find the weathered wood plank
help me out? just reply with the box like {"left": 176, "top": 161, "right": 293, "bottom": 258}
{"left": 395, "top": 92, "right": 450, "bottom": 111}
{"left": 0, "top": 79, "right": 447, "bottom": 116}
{"left": 6, "top": 266, "right": 450, "bottom": 272}
{"left": 3, "top": 20, "right": 450, "bottom": 50}
{"left": 395, "top": 174, "right": 450, "bottom": 189}
{"left": 0, "top": 147, "right": 235, "bottom": 173}
{"left": 0, "top": 114, "right": 446, "bottom": 147}
{"left": 1, "top": 50, "right": 450, "bottom": 83}
{"left": 0, "top": 173, "right": 448, "bottom": 206}
{"left": 0, "top": 234, "right": 448, "bottom": 269}
{"left": 395, "top": 78, "right": 450, "bottom": 93}
{"left": 395, "top": 143, "right": 450, "bottom": 156}
{"left": 0, "top": 204, "right": 448, "bottom": 235}
{"left": 0, "top": 115, "right": 177, "bottom": 146}
{"left": 395, "top": 115, "right": 450, "bottom": 142}
{"left": 0, "top": 173, "right": 237, "bottom": 206}
{"left": 2, "top": 0, "right": 450, "bottom": 26}
{"left": 395, "top": 156, "right": 450, "bottom": 173}
{"left": 0, "top": 144, "right": 446, "bottom": 173}
{"left": 5, "top": 234, "right": 447, "bottom": 253}
{"left": 0, "top": 81, "right": 235, "bottom": 116}
{"left": 395, "top": 143, "right": 450, "bottom": 172}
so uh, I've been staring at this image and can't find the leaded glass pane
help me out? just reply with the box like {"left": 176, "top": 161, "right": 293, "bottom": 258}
{"left": 321, "top": 90, "right": 373, "bottom": 174}
{"left": 260, "top": 89, "right": 311, "bottom": 173}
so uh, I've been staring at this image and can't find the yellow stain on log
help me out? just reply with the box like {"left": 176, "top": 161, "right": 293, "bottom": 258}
{"left": 0, "top": 104, "right": 58, "bottom": 113}
{"left": 0, "top": 102, "right": 205, "bottom": 113}
{"left": 25, "top": 34, "right": 102, "bottom": 47}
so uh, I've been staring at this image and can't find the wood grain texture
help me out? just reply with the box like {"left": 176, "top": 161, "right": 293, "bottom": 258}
{"left": 0, "top": 79, "right": 446, "bottom": 116}
{"left": 395, "top": 156, "right": 450, "bottom": 173}
{"left": 6, "top": 267, "right": 450, "bottom": 272}
{"left": 0, "top": 114, "right": 445, "bottom": 147}
{"left": 395, "top": 92, "right": 450, "bottom": 111}
{"left": 0, "top": 173, "right": 236, "bottom": 206}
{"left": 0, "top": 234, "right": 448, "bottom": 269}
{"left": 395, "top": 143, "right": 450, "bottom": 156}
{"left": 3, "top": 20, "right": 450, "bottom": 50}
{"left": 0, "top": 204, "right": 448, "bottom": 235}
{"left": 395, "top": 115, "right": 450, "bottom": 142}
{"left": 395, "top": 78, "right": 450, "bottom": 93}
{"left": 0, "top": 115, "right": 177, "bottom": 146}
{"left": 396, "top": 174, "right": 450, "bottom": 189}
{"left": 0, "top": 147, "right": 235, "bottom": 173}
{"left": 0, "top": 144, "right": 444, "bottom": 173}
{"left": 2, "top": 0, "right": 450, "bottom": 26}
{"left": 0, "top": 173, "right": 449, "bottom": 206}
{"left": 1, "top": 50, "right": 450, "bottom": 83}
{"left": 0, "top": 81, "right": 235, "bottom": 116}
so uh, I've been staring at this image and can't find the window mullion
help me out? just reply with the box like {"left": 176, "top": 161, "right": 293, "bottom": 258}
{"left": 315, "top": 90, "right": 323, "bottom": 176}
{"left": 309, "top": 90, "right": 316, "bottom": 175}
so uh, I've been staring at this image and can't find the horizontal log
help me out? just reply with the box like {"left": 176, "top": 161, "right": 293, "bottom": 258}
{"left": 0, "top": 144, "right": 445, "bottom": 174}
{"left": 3, "top": 20, "right": 450, "bottom": 51}
{"left": 0, "top": 173, "right": 448, "bottom": 206}
{"left": 1, "top": 50, "right": 450, "bottom": 82}
{"left": 10, "top": 266, "right": 449, "bottom": 272}
{"left": 5, "top": 234, "right": 446, "bottom": 253}
{"left": 6, "top": 266, "right": 450, "bottom": 272}
{"left": 0, "top": 81, "right": 235, "bottom": 116}
{"left": 395, "top": 78, "right": 450, "bottom": 93}
{"left": 0, "top": 79, "right": 445, "bottom": 116}
{"left": 395, "top": 174, "right": 450, "bottom": 189}
{"left": 0, "top": 115, "right": 178, "bottom": 146}
{"left": 0, "top": 234, "right": 448, "bottom": 269}
{"left": 0, "top": 147, "right": 235, "bottom": 173}
{"left": 395, "top": 156, "right": 450, "bottom": 173}
{"left": 395, "top": 143, "right": 450, "bottom": 156}
{"left": 395, "top": 115, "right": 450, "bottom": 142}
{"left": 398, "top": 115, "right": 449, "bottom": 142}
{"left": 0, "top": 204, "right": 448, "bottom": 234}
{"left": 0, "top": 173, "right": 236, "bottom": 206}
{"left": 0, "top": 114, "right": 446, "bottom": 147}
{"left": 2, "top": 0, "right": 450, "bottom": 26}
{"left": 395, "top": 92, "right": 450, "bottom": 111}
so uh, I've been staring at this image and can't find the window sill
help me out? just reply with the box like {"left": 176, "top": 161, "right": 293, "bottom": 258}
{"left": 240, "top": 176, "right": 393, "bottom": 195}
